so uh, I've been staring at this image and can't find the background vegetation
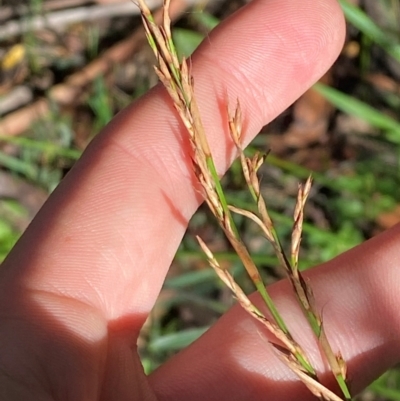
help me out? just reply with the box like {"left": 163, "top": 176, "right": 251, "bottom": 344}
{"left": 0, "top": 0, "right": 399, "bottom": 399}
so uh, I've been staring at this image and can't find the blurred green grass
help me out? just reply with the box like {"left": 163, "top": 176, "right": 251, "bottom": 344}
{"left": 0, "top": 1, "right": 400, "bottom": 399}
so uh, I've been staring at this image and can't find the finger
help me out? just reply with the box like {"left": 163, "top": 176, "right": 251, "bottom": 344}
{"left": 1, "top": 0, "right": 345, "bottom": 334}
{"left": 149, "top": 224, "right": 400, "bottom": 400}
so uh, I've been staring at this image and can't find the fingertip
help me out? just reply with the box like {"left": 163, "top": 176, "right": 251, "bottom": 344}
{"left": 191, "top": 0, "right": 346, "bottom": 147}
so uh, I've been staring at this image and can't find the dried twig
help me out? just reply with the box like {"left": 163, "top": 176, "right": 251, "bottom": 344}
{"left": 0, "top": 0, "right": 189, "bottom": 137}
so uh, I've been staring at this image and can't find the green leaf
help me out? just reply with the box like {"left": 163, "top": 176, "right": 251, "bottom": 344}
{"left": 149, "top": 327, "right": 209, "bottom": 352}
{"left": 172, "top": 28, "right": 204, "bottom": 59}
{"left": 314, "top": 83, "right": 400, "bottom": 143}
{"left": 191, "top": 11, "right": 219, "bottom": 31}
{"left": 340, "top": 0, "right": 400, "bottom": 63}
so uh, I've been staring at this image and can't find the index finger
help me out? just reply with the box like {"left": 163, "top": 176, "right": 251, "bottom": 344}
{"left": 1, "top": 0, "right": 345, "bottom": 336}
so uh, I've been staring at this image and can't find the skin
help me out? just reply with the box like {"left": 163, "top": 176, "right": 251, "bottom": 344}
{"left": 0, "top": 0, "right": 399, "bottom": 399}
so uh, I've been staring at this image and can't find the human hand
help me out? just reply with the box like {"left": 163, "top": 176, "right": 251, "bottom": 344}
{"left": 1, "top": 0, "right": 398, "bottom": 400}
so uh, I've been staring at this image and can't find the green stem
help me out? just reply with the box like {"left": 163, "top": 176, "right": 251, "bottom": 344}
{"left": 300, "top": 293, "right": 352, "bottom": 399}
{"left": 337, "top": 375, "right": 352, "bottom": 401}
{"left": 206, "top": 155, "right": 239, "bottom": 238}
{"left": 254, "top": 281, "right": 288, "bottom": 334}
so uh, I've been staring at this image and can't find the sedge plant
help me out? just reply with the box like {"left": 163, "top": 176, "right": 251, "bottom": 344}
{"left": 137, "top": 0, "right": 352, "bottom": 399}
